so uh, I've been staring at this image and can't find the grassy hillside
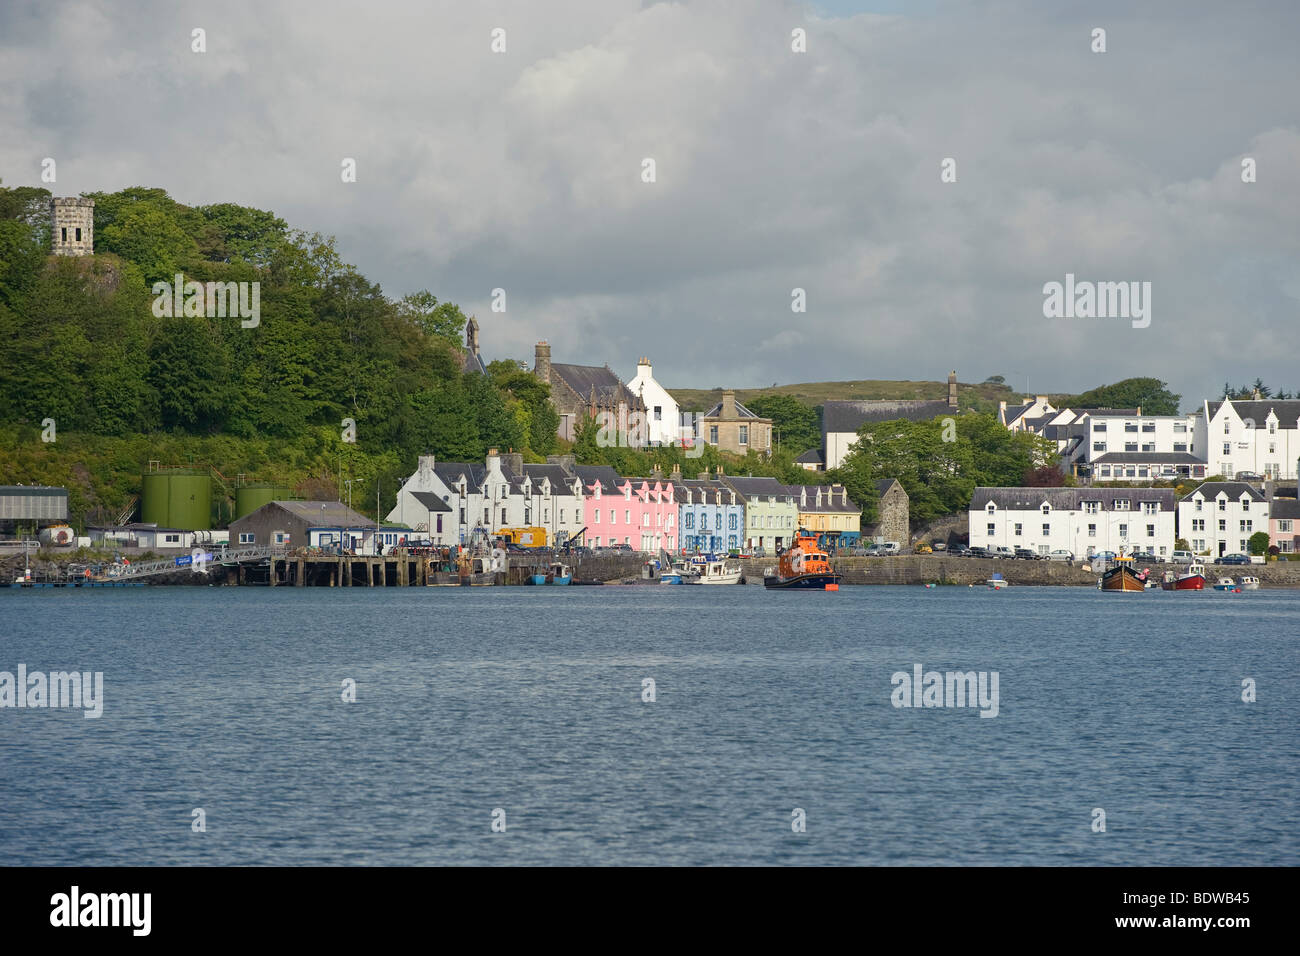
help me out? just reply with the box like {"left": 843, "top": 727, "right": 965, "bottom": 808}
{"left": 667, "top": 379, "right": 1019, "bottom": 413}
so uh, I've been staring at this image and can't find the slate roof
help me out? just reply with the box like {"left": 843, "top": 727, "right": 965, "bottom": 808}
{"left": 521, "top": 464, "right": 575, "bottom": 489}
{"left": 551, "top": 363, "right": 643, "bottom": 409}
{"left": 677, "top": 479, "right": 737, "bottom": 504}
{"left": 823, "top": 399, "right": 951, "bottom": 433}
{"left": 409, "top": 491, "right": 451, "bottom": 513}
{"left": 266, "top": 501, "right": 374, "bottom": 527}
{"left": 795, "top": 448, "right": 824, "bottom": 464}
{"left": 788, "top": 485, "right": 859, "bottom": 513}
{"left": 1269, "top": 498, "right": 1300, "bottom": 519}
{"left": 1092, "top": 452, "right": 1203, "bottom": 464}
{"left": 719, "top": 476, "right": 794, "bottom": 502}
{"left": 1021, "top": 415, "right": 1052, "bottom": 432}
{"left": 462, "top": 348, "right": 486, "bottom": 376}
{"left": 1179, "top": 482, "right": 1267, "bottom": 502}
{"left": 1002, "top": 403, "right": 1032, "bottom": 425}
{"left": 433, "top": 462, "right": 486, "bottom": 490}
{"left": 1206, "top": 400, "right": 1300, "bottom": 428}
{"left": 572, "top": 464, "right": 621, "bottom": 489}
{"left": 875, "top": 479, "right": 906, "bottom": 497}
{"left": 702, "top": 398, "right": 764, "bottom": 419}
{"left": 970, "top": 488, "right": 1177, "bottom": 512}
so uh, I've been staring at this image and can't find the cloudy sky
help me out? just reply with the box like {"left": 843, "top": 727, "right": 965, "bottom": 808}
{"left": 3, "top": 0, "right": 1296, "bottom": 408}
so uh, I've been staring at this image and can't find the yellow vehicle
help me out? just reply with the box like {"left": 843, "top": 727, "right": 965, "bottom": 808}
{"left": 915, "top": 543, "right": 933, "bottom": 554}
{"left": 497, "top": 527, "right": 548, "bottom": 548}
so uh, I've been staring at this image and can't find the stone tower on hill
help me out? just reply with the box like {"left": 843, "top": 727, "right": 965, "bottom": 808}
{"left": 49, "top": 197, "right": 94, "bottom": 256}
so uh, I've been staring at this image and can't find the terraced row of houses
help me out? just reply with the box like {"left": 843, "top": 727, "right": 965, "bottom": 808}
{"left": 969, "top": 481, "right": 1300, "bottom": 558}
{"left": 386, "top": 450, "right": 907, "bottom": 553}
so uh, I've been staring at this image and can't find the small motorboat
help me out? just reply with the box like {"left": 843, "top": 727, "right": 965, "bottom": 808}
{"left": 1160, "top": 562, "right": 1206, "bottom": 591}
{"left": 1099, "top": 553, "right": 1147, "bottom": 592}
{"left": 1237, "top": 575, "right": 1261, "bottom": 590}
{"left": 687, "top": 553, "right": 743, "bottom": 585}
{"left": 1212, "top": 576, "right": 1241, "bottom": 592}
{"left": 529, "top": 562, "right": 572, "bottom": 585}
{"left": 987, "top": 573, "right": 1007, "bottom": 590}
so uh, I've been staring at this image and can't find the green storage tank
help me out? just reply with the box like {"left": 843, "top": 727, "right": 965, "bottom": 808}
{"left": 235, "top": 483, "right": 293, "bottom": 520}
{"left": 141, "top": 469, "right": 212, "bottom": 530}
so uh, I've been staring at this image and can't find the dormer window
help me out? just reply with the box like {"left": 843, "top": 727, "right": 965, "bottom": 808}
{"left": 1113, "top": 499, "right": 1130, "bottom": 511}
{"left": 986, "top": 503, "right": 996, "bottom": 514}
{"left": 1040, "top": 503, "right": 1050, "bottom": 514}
{"left": 1241, "top": 498, "right": 1250, "bottom": 511}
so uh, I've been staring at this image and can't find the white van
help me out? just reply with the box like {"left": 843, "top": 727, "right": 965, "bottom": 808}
{"left": 880, "top": 542, "right": 901, "bottom": 555}
{"left": 1170, "top": 550, "right": 1194, "bottom": 565}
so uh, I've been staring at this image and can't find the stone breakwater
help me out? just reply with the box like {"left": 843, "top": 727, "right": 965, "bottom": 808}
{"left": 734, "top": 556, "right": 1300, "bottom": 588}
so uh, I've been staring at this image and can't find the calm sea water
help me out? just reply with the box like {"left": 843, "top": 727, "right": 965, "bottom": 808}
{"left": 1, "top": 584, "right": 1296, "bottom": 866}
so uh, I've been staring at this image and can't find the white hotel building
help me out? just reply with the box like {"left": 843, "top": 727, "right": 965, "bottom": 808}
{"left": 970, "top": 488, "right": 1178, "bottom": 558}
{"left": 1176, "top": 481, "right": 1267, "bottom": 558}
{"left": 1194, "top": 398, "right": 1300, "bottom": 480}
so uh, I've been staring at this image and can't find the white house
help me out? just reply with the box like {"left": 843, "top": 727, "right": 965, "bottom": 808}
{"left": 1074, "top": 412, "right": 1206, "bottom": 482}
{"left": 627, "top": 357, "right": 688, "bottom": 447}
{"left": 970, "top": 488, "right": 1177, "bottom": 558}
{"left": 387, "top": 451, "right": 585, "bottom": 547}
{"left": 999, "top": 395, "right": 1057, "bottom": 433}
{"left": 1177, "top": 481, "right": 1268, "bottom": 558}
{"left": 1194, "top": 397, "right": 1300, "bottom": 480}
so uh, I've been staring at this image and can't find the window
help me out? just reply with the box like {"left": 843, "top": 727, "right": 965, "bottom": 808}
{"left": 1041, "top": 504, "right": 1050, "bottom": 514}
{"left": 1194, "top": 499, "right": 1202, "bottom": 512}
{"left": 1084, "top": 501, "right": 1100, "bottom": 514}
{"left": 1280, "top": 519, "right": 1294, "bottom": 533}
{"left": 987, "top": 523, "right": 996, "bottom": 537}
{"left": 1099, "top": 466, "right": 1111, "bottom": 477}
{"left": 1014, "top": 523, "right": 1022, "bottom": 536}
{"left": 643, "top": 514, "right": 650, "bottom": 527}
{"left": 239, "top": 532, "right": 255, "bottom": 544}
{"left": 1088, "top": 524, "right": 1097, "bottom": 537}
{"left": 1224, "top": 421, "right": 1230, "bottom": 434}
{"left": 1125, "top": 423, "right": 1138, "bottom": 433}
{"left": 1174, "top": 422, "right": 1187, "bottom": 433}
{"left": 1093, "top": 441, "right": 1107, "bottom": 452}
{"left": 595, "top": 510, "right": 600, "bottom": 523}
{"left": 1142, "top": 502, "right": 1159, "bottom": 515}
{"left": 1241, "top": 498, "right": 1250, "bottom": 511}
{"left": 1223, "top": 443, "right": 1231, "bottom": 455}
{"left": 594, "top": 536, "right": 601, "bottom": 547}
{"left": 501, "top": 509, "right": 507, "bottom": 524}
{"left": 1118, "top": 524, "right": 1128, "bottom": 538}
{"left": 1173, "top": 442, "right": 1187, "bottom": 452}
{"left": 654, "top": 405, "right": 662, "bottom": 421}
{"left": 1218, "top": 519, "right": 1226, "bottom": 531}
{"left": 709, "top": 426, "right": 719, "bottom": 444}
{"left": 1042, "top": 523, "right": 1050, "bottom": 536}
{"left": 164, "top": 533, "right": 180, "bottom": 544}
{"left": 739, "top": 425, "right": 748, "bottom": 445}
{"left": 1138, "top": 466, "right": 1149, "bottom": 478}
{"left": 61, "top": 227, "right": 67, "bottom": 242}
{"left": 75, "top": 227, "right": 82, "bottom": 241}
{"left": 1147, "top": 524, "right": 1155, "bottom": 538}
{"left": 1125, "top": 442, "right": 1138, "bottom": 452}
{"left": 436, "top": 515, "right": 443, "bottom": 533}
{"left": 484, "top": 508, "right": 490, "bottom": 524}
{"left": 1113, "top": 499, "right": 1130, "bottom": 511}
{"left": 1094, "top": 422, "right": 1107, "bottom": 432}
{"left": 610, "top": 510, "right": 615, "bottom": 524}
{"left": 1192, "top": 519, "right": 1204, "bottom": 532}
{"left": 1269, "top": 421, "right": 1276, "bottom": 434}
{"left": 625, "top": 510, "right": 631, "bottom": 524}
{"left": 987, "top": 503, "right": 996, "bottom": 513}
{"left": 684, "top": 513, "right": 693, "bottom": 529}
{"left": 728, "top": 514, "right": 737, "bottom": 530}
{"left": 1141, "top": 443, "right": 1155, "bottom": 452}
{"left": 1142, "top": 422, "right": 1155, "bottom": 432}
{"left": 1240, "top": 520, "right": 1252, "bottom": 533}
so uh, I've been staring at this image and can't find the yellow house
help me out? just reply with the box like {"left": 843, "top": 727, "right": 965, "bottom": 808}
{"left": 790, "top": 483, "right": 861, "bottom": 547}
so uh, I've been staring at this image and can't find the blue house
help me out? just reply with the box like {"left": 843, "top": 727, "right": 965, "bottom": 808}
{"left": 677, "top": 475, "right": 744, "bottom": 554}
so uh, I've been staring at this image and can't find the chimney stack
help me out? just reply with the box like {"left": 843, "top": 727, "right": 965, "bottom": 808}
{"left": 534, "top": 341, "right": 551, "bottom": 383}
{"left": 948, "top": 370, "right": 958, "bottom": 410}
{"left": 722, "top": 389, "right": 737, "bottom": 419}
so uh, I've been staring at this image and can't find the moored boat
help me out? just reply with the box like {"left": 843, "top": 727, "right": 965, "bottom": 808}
{"left": 1100, "top": 554, "right": 1147, "bottom": 592}
{"left": 1160, "top": 562, "right": 1206, "bottom": 591}
{"left": 686, "top": 553, "right": 743, "bottom": 585}
{"left": 1237, "top": 575, "right": 1260, "bottom": 590}
{"left": 529, "top": 562, "right": 572, "bottom": 585}
{"left": 987, "top": 573, "right": 1007, "bottom": 590}
{"left": 763, "top": 530, "right": 841, "bottom": 590}
{"left": 1212, "top": 576, "right": 1241, "bottom": 592}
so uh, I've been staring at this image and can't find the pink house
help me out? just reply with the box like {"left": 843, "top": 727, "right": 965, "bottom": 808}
{"left": 1269, "top": 498, "right": 1299, "bottom": 555}
{"left": 579, "top": 470, "right": 676, "bottom": 552}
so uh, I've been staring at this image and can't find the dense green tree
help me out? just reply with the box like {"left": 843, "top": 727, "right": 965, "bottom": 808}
{"left": 1067, "top": 377, "right": 1181, "bottom": 416}
{"left": 745, "top": 394, "right": 821, "bottom": 458}
{"left": 395, "top": 290, "right": 468, "bottom": 344}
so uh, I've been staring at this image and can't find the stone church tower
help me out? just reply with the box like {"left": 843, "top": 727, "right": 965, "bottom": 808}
{"left": 50, "top": 197, "right": 94, "bottom": 256}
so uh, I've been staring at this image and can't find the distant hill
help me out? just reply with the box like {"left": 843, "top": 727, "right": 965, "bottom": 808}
{"left": 667, "top": 379, "right": 1019, "bottom": 413}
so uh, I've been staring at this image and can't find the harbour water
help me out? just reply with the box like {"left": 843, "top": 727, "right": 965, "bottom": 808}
{"left": 1, "top": 586, "right": 1296, "bottom": 865}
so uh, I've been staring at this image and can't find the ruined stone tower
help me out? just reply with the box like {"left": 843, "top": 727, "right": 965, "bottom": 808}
{"left": 50, "top": 197, "right": 94, "bottom": 256}
{"left": 534, "top": 340, "right": 551, "bottom": 384}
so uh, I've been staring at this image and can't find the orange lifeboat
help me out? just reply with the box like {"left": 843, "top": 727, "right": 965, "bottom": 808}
{"left": 763, "top": 530, "right": 842, "bottom": 591}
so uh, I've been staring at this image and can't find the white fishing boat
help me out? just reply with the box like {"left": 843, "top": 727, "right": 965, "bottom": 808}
{"left": 1237, "top": 575, "right": 1260, "bottom": 590}
{"left": 689, "top": 554, "right": 743, "bottom": 585}
{"left": 987, "top": 572, "right": 1007, "bottom": 590}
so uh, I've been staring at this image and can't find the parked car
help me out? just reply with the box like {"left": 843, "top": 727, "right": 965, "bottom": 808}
{"left": 1095, "top": 551, "right": 1117, "bottom": 562}
{"left": 1129, "top": 551, "right": 1160, "bottom": 564}
{"left": 914, "top": 543, "right": 933, "bottom": 554}
{"left": 1013, "top": 547, "right": 1040, "bottom": 560}
{"left": 1235, "top": 472, "right": 1264, "bottom": 481}
{"left": 1170, "top": 550, "right": 1195, "bottom": 565}
{"left": 991, "top": 546, "right": 1016, "bottom": 560}
{"left": 1216, "top": 553, "right": 1252, "bottom": 565}
{"left": 930, "top": 542, "right": 947, "bottom": 552}
{"left": 1047, "top": 549, "right": 1074, "bottom": 562}
{"left": 947, "top": 546, "right": 972, "bottom": 557}
{"left": 967, "top": 546, "right": 989, "bottom": 559}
